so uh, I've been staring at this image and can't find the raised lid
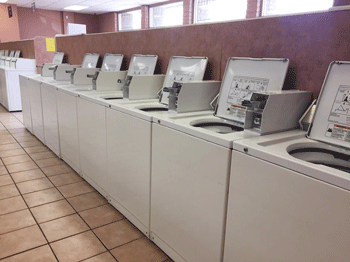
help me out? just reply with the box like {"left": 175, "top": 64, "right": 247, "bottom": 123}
{"left": 0, "top": 50, "right": 4, "bottom": 56}
{"left": 308, "top": 61, "right": 350, "bottom": 149}
{"left": 127, "top": 54, "right": 158, "bottom": 76}
{"left": 82, "top": 53, "right": 99, "bottom": 68}
{"left": 101, "top": 54, "right": 123, "bottom": 72}
{"left": 215, "top": 57, "right": 289, "bottom": 123}
{"left": 9, "top": 51, "right": 15, "bottom": 57}
{"left": 52, "top": 52, "right": 64, "bottom": 64}
{"left": 160, "top": 56, "right": 208, "bottom": 105}
{"left": 14, "top": 51, "right": 20, "bottom": 58}
{"left": 3, "top": 50, "right": 9, "bottom": 56}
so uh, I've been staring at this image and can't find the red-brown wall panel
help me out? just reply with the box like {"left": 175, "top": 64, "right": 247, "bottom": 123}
{"left": 0, "top": 39, "right": 35, "bottom": 58}
{"left": 56, "top": 10, "right": 350, "bottom": 97}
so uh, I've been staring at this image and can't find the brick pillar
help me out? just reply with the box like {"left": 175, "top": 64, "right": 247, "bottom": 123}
{"left": 333, "top": 0, "right": 350, "bottom": 6}
{"left": 183, "top": 0, "right": 194, "bottom": 25}
{"left": 141, "top": 5, "right": 149, "bottom": 29}
{"left": 115, "top": 12, "right": 119, "bottom": 31}
{"left": 246, "top": 0, "right": 262, "bottom": 18}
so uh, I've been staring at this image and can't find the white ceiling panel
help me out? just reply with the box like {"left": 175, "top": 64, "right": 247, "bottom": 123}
{"left": 6, "top": 0, "right": 181, "bottom": 14}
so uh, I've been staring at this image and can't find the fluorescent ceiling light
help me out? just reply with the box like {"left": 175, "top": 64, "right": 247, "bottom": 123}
{"left": 0, "top": 0, "right": 9, "bottom": 3}
{"left": 64, "top": 5, "right": 88, "bottom": 11}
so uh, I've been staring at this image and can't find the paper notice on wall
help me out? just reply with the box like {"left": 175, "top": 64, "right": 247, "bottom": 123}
{"left": 46, "top": 38, "right": 55, "bottom": 52}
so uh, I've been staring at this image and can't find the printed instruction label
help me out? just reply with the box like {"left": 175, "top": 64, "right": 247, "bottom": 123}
{"left": 225, "top": 76, "right": 269, "bottom": 121}
{"left": 325, "top": 124, "right": 350, "bottom": 142}
{"left": 328, "top": 85, "right": 350, "bottom": 126}
{"left": 131, "top": 66, "right": 150, "bottom": 75}
{"left": 169, "top": 70, "right": 195, "bottom": 87}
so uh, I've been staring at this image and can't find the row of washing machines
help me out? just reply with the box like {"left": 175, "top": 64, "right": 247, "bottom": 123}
{"left": 0, "top": 50, "right": 36, "bottom": 111}
{"left": 19, "top": 51, "right": 350, "bottom": 262}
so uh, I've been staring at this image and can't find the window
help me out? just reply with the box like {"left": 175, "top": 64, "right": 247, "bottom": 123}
{"left": 262, "top": 0, "right": 334, "bottom": 16}
{"left": 195, "top": 0, "right": 248, "bottom": 24}
{"left": 150, "top": 1, "right": 184, "bottom": 28}
{"left": 118, "top": 10, "right": 142, "bottom": 31}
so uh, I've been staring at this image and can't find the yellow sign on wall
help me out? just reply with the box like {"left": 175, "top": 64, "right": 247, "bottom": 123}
{"left": 46, "top": 38, "right": 56, "bottom": 52}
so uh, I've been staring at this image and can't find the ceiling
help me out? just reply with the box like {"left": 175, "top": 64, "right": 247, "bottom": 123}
{"left": 5, "top": 0, "right": 168, "bottom": 15}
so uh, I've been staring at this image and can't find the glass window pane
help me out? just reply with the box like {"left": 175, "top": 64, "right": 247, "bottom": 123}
{"left": 118, "top": 10, "right": 141, "bottom": 31}
{"left": 195, "top": 0, "right": 248, "bottom": 23}
{"left": 150, "top": 1, "right": 184, "bottom": 28}
{"left": 263, "top": 0, "right": 333, "bottom": 16}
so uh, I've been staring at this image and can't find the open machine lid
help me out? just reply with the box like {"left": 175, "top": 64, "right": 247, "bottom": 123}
{"left": 3, "top": 50, "right": 9, "bottom": 57}
{"left": 0, "top": 50, "right": 4, "bottom": 56}
{"left": 14, "top": 51, "right": 20, "bottom": 58}
{"left": 82, "top": 53, "right": 99, "bottom": 68}
{"left": 127, "top": 54, "right": 158, "bottom": 76}
{"left": 215, "top": 57, "right": 289, "bottom": 124}
{"left": 9, "top": 51, "right": 15, "bottom": 57}
{"left": 160, "top": 56, "right": 208, "bottom": 105}
{"left": 52, "top": 52, "right": 64, "bottom": 64}
{"left": 308, "top": 61, "right": 350, "bottom": 149}
{"left": 101, "top": 54, "right": 123, "bottom": 72}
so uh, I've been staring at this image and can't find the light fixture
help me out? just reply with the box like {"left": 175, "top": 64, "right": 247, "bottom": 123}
{"left": 0, "top": 0, "right": 9, "bottom": 3}
{"left": 64, "top": 5, "right": 88, "bottom": 11}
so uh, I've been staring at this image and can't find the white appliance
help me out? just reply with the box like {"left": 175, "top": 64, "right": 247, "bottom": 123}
{"left": 0, "top": 54, "right": 36, "bottom": 111}
{"left": 75, "top": 55, "right": 159, "bottom": 199}
{"left": 226, "top": 61, "right": 350, "bottom": 262}
{"left": 97, "top": 56, "right": 209, "bottom": 238}
{"left": 150, "top": 57, "right": 301, "bottom": 262}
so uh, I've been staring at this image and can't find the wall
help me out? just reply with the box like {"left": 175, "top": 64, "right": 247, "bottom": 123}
{"left": 0, "top": 39, "right": 35, "bottom": 58}
{"left": 0, "top": 4, "right": 20, "bottom": 42}
{"left": 17, "top": 7, "right": 63, "bottom": 40}
{"left": 56, "top": 9, "right": 350, "bottom": 98}
{"left": 99, "top": 13, "right": 117, "bottom": 33}
{"left": 74, "top": 13, "right": 100, "bottom": 34}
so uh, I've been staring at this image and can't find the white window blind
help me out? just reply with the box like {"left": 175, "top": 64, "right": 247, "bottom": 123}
{"left": 263, "top": 0, "right": 333, "bottom": 16}
{"left": 195, "top": 0, "right": 248, "bottom": 23}
{"left": 150, "top": 1, "right": 184, "bottom": 28}
{"left": 118, "top": 10, "right": 142, "bottom": 31}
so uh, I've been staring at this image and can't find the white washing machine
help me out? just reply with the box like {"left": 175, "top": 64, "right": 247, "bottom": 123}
{"left": 150, "top": 57, "right": 299, "bottom": 262}
{"left": 74, "top": 55, "right": 158, "bottom": 198}
{"left": 101, "top": 56, "right": 210, "bottom": 237}
{"left": 226, "top": 61, "right": 350, "bottom": 262}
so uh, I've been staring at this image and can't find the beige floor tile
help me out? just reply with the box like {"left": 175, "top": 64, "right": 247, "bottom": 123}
{"left": 40, "top": 213, "right": 90, "bottom": 242}
{"left": 51, "top": 231, "right": 106, "bottom": 261}
{"left": 0, "top": 245, "right": 57, "bottom": 262}
{"left": 14, "top": 136, "right": 39, "bottom": 143}
{"left": 49, "top": 172, "right": 83, "bottom": 187}
{"left": 0, "top": 225, "right": 47, "bottom": 259}
{"left": 67, "top": 192, "right": 108, "bottom": 212}
{"left": 93, "top": 220, "right": 143, "bottom": 250}
{"left": 0, "top": 135, "right": 14, "bottom": 140}
{"left": 31, "top": 199, "right": 76, "bottom": 223}
{"left": 24, "top": 146, "right": 50, "bottom": 154}
{"left": 0, "top": 196, "right": 27, "bottom": 216}
{"left": 23, "top": 188, "right": 64, "bottom": 208}
{"left": 111, "top": 238, "right": 169, "bottom": 262}
{"left": 0, "top": 143, "right": 21, "bottom": 151}
{"left": 58, "top": 181, "right": 95, "bottom": 198}
{"left": 82, "top": 252, "right": 116, "bottom": 262}
{"left": 17, "top": 177, "right": 54, "bottom": 194}
{"left": 7, "top": 128, "right": 29, "bottom": 134}
{"left": 29, "top": 151, "right": 57, "bottom": 161}
{"left": 0, "top": 174, "right": 13, "bottom": 186}
{"left": 20, "top": 140, "right": 43, "bottom": 148}
{"left": 41, "top": 164, "right": 74, "bottom": 177}
{"left": 0, "top": 184, "right": 20, "bottom": 200}
{"left": 12, "top": 132, "right": 34, "bottom": 139}
{"left": 7, "top": 161, "right": 37, "bottom": 173}
{"left": 0, "top": 165, "right": 8, "bottom": 175}
{"left": 35, "top": 157, "right": 64, "bottom": 168}
{"left": 2, "top": 154, "right": 32, "bottom": 165}
{"left": 0, "top": 138, "right": 17, "bottom": 145}
{"left": 0, "top": 209, "right": 36, "bottom": 235}
{"left": 80, "top": 204, "right": 124, "bottom": 229}
{"left": 0, "top": 148, "right": 27, "bottom": 158}
{"left": 10, "top": 169, "right": 46, "bottom": 183}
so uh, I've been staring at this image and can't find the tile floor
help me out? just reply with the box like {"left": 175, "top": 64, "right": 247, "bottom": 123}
{"left": 0, "top": 106, "right": 172, "bottom": 262}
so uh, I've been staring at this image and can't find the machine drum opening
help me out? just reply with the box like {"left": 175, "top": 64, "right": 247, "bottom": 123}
{"left": 192, "top": 122, "right": 244, "bottom": 134}
{"left": 140, "top": 107, "right": 168, "bottom": 112}
{"left": 289, "top": 147, "right": 350, "bottom": 173}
